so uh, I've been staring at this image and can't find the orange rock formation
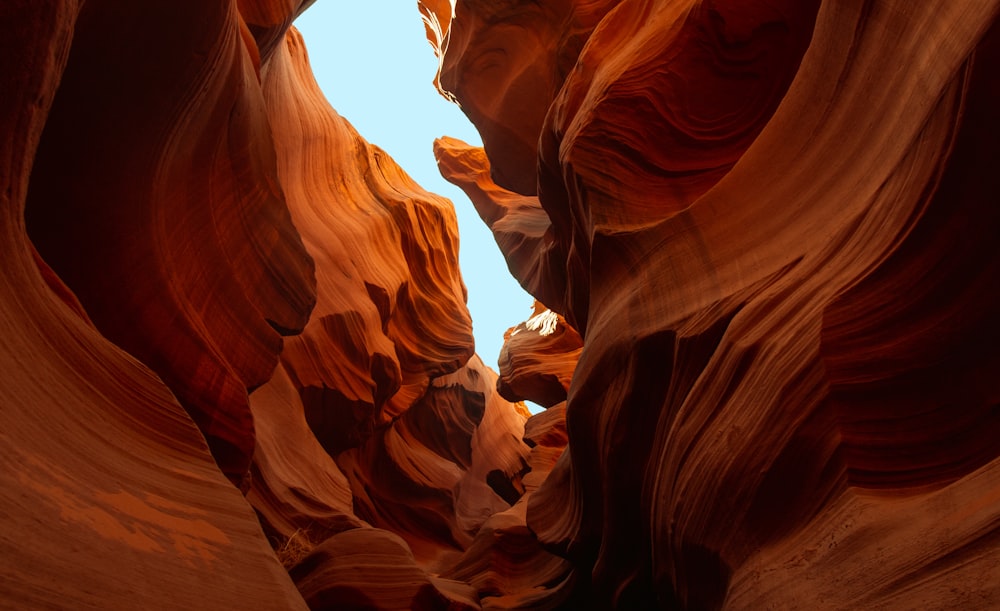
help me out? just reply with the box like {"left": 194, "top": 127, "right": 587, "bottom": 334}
{"left": 3, "top": 0, "right": 999, "bottom": 609}
{"left": 3, "top": 1, "right": 527, "bottom": 608}
{"left": 429, "top": 0, "right": 1000, "bottom": 608}
{"left": 250, "top": 29, "right": 532, "bottom": 585}
{"left": 1, "top": 2, "right": 307, "bottom": 608}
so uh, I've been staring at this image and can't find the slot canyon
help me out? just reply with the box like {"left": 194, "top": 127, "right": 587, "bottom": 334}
{"left": 2, "top": 1, "right": 998, "bottom": 609}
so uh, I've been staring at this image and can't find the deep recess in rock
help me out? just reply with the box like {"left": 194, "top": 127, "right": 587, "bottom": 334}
{"left": 2, "top": 1, "right": 999, "bottom": 610}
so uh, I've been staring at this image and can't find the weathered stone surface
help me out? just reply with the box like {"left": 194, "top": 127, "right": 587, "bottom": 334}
{"left": 430, "top": 0, "right": 1000, "bottom": 608}
{"left": 4, "top": 1, "right": 530, "bottom": 608}
{"left": 0, "top": 2, "right": 307, "bottom": 608}
{"left": 247, "top": 363, "right": 366, "bottom": 546}
{"left": 335, "top": 355, "right": 530, "bottom": 571}
{"left": 291, "top": 528, "right": 480, "bottom": 611}
{"left": 496, "top": 302, "right": 582, "bottom": 408}
{"left": 25, "top": 0, "right": 317, "bottom": 488}
{"left": 441, "top": 401, "right": 576, "bottom": 610}
{"left": 434, "top": 138, "right": 566, "bottom": 318}
{"left": 260, "top": 27, "right": 478, "bottom": 456}
{"left": 237, "top": 0, "right": 315, "bottom": 61}
{"left": 249, "top": 24, "right": 533, "bottom": 604}
{"left": 7, "top": 0, "right": 999, "bottom": 608}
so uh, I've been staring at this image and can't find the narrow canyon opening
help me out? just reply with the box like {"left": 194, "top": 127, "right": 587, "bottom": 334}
{"left": 3, "top": 1, "right": 999, "bottom": 610}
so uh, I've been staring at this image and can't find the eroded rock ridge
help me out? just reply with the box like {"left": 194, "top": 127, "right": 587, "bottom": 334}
{"left": 428, "top": 0, "right": 1000, "bottom": 608}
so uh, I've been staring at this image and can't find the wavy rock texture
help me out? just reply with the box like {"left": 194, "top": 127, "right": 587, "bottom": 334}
{"left": 0, "top": 2, "right": 306, "bottom": 608}
{"left": 435, "top": 137, "right": 566, "bottom": 315}
{"left": 25, "top": 0, "right": 317, "bottom": 488}
{"left": 291, "top": 528, "right": 479, "bottom": 610}
{"left": 5, "top": 2, "right": 532, "bottom": 609}
{"left": 442, "top": 402, "right": 577, "bottom": 610}
{"left": 237, "top": 0, "right": 316, "bottom": 62}
{"left": 335, "top": 356, "right": 531, "bottom": 569}
{"left": 498, "top": 302, "right": 581, "bottom": 409}
{"left": 433, "top": 306, "right": 580, "bottom": 608}
{"left": 250, "top": 25, "right": 533, "bottom": 605}
{"left": 429, "top": 0, "right": 1000, "bottom": 608}
{"left": 9, "top": 0, "right": 999, "bottom": 608}
{"left": 247, "top": 362, "right": 366, "bottom": 547}
{"left": 260, "top": 28, "right": 479, "bottom": 455}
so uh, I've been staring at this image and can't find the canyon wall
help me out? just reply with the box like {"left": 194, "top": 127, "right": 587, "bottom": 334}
{"left": 428, "top": 0, "right": 1000, "bottom": 608}
{"left": 2, "top": 0, "right": 999, "bottom": 609}
{"left": 0, "top": 2, "right": 307, "bottom": 608}
{"left": 3, "top": 1, "right": 527, "bottom": 609}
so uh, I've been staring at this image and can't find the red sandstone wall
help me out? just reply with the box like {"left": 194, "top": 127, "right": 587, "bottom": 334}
{"left": 0, "top": 2, "right": 307, "bottom": 608}
{"left": 2, "top": 2, "right": 527, "bottom": 609}
{"left": 429, "top": 0, "right": 1000, "bottom": 608}
{"left": 3, "top": 0, "right": 999, "bottom": 609}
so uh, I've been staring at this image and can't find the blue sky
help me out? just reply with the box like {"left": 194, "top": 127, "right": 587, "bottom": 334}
{"left": 294, "top": 3, "right": 535, "bottom": 375}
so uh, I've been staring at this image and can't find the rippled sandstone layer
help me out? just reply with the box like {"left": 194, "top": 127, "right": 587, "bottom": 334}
{"left": 429, "top": 0, "right": 1000, "bottom": 608}
{"left": 3, "top": 1, "right": 529, "bottom": 609}
{"left": 1, "top": 2, "right": 307, "bottom": 608}
{"left": 5, "top": 0, "right": 1000, "bottom": 609}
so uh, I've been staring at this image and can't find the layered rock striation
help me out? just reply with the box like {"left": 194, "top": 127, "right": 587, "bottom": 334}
{"left": 1, "top": 2, "right": 307, "bottom": 608}
{"left": 429, "top": 0, "right": 1000, "bottom": 608}
{"left": 4, "top": 1, "right": 530, "bottom": 609}
{"left": 4, "top": 0, "right": 1000, "bottom": 609}
{"left": 25, "top": 0, "right": 317, "bottom": 489}
{"left": 249, "top": 29, "right": 531, "bottom": 584}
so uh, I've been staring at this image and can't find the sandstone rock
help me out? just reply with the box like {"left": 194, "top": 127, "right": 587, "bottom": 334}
{"left": 290, "top": 528, "right": 480, "bottom": 611}
{"left": 435, "top": 138, "right": 568, "bottom": 325}
{"left": 428, "top": 0, "right": 1000, "bottom": 607}
{"left": 335, "top": 355, "right": 530, "bottom": 572}
{"left": 442, "top": 501, "right": 576, "bottom": 611}
{"left": 8, "top": 0, "right": 998, "bottom": 607}
{"left": 261, "top": 27, "right": 477, "bottom": 456}
{"left": 497, "top": 302, "right": 582, "bottom": 408}
{"left": 440, "top": 404, "right": 574, "bottom": 610}
{"left": 421, "top": 0, "right": 622, "bottom": 196}
{"left": 25, "top": 0, "right": 317, "bottom": 488}
{"left": 6, "top": 1, "right": 528, "bottom": 607}
{"left": 250, "top": 24, "right": 533, "bottom": 603}
{"left": 0, "top": 2, "right": 306, "bottom": 608}
{"left": 248, "top": 363, "right": 366, "bottom": 547}
{"left": 237, "top": 0, "right": 316, "bottom": 62}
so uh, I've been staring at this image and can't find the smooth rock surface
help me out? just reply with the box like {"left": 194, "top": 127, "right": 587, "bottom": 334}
{"left": 25, "top": 0, "right": 317, "bottom": 488}
{"left": 0, "top": 2, "right": 307, "bottom": 608}
{"left": 6, "top": 0, "right": 1000, "bottom": 608}
{"left": 429, "top": 0, "right": 1000, "bottom": 607}
{"left": 4, "top": 2, "right": 529, "bottom": 608}
{"left": 496, "top": 302, "right": 582, "bottom": 409}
